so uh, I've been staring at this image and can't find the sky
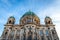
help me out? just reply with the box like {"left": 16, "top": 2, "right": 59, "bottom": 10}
{"left": 0, "top": 0, "right": 60, "bottom": 39}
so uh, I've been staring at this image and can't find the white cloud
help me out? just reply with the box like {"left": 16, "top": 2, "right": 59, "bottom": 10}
{"left": 0, "top": 0, "right": 60, "bottom": 39}
{"left": 36, "top": 0, "right": 60, "bottom": 39}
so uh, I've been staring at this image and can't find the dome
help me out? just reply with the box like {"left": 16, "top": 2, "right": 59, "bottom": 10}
{"left": 45, "top": 16, "right": 50, "bottom": 19}
{"left": 21, "top": 11, "right": 39, "bottom": 18}
{"left": 9, "top": 16, "right": 15, "bottom": 19}
{"left": 20, "top": 11, "right": 40, "bottom": 24}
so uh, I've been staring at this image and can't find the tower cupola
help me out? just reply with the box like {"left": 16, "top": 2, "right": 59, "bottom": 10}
{"left": 7, "top": 16, "right": 15, "bottom": 24}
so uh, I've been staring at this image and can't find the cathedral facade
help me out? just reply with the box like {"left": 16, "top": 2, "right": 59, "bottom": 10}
{"left": 1, "top": 11, "right": 59, "bottom": 40}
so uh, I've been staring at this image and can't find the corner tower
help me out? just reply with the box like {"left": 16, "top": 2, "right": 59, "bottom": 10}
{"left": 7, "top": 16, "right": 15, "bottom": 24}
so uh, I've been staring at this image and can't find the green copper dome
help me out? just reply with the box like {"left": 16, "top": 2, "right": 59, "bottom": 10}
{"left": 45, "top": 16, "right": 50, "bottom": 18}
{"left": 21, "top": 11, "right": 39, "bottom": 18}
{"left": 9, "top": 16, "right": 15, "bottom": 19}
{"left": 20, "top": 11, "right": 40, "bottom": 24}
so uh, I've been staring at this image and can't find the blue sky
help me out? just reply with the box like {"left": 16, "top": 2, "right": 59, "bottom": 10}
{"left": 0, "top": 0, "right": 60, "bottom": 39}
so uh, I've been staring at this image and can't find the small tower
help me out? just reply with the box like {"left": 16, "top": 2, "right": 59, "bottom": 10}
{"left": 44, "top": 16, "right": 59, "bottom": 40}
{"left": 1, "top": 16, "right": 15, "bottom": 40}
{"left": 7, "top": 16, "right": 15, "bottom": 24}
{"left": 45, "top": 16, "right": 53, "bottom": 25}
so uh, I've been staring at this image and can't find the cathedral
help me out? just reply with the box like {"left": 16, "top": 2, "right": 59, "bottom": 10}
{"left": 1, "top": 11, "right": 59, "bottom": 40}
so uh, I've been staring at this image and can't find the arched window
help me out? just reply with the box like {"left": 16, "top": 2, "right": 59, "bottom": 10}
{"left": 11, "top": 31, "right": 14, "bottom": 36}
{"left": 45, "top": 30, "right": 50, "bottom": 40}
{"left": 9, "top": 20, "right": 11, "bottom": 24}
{"left": 47, "top": 36, "right": 50, "bottom": 40}
{"left": 9, "top": 30, "right": 15, "bottom": 40}
{"left": 46, "top": 30, "right": 49, "bottom": 36}
{"left": 16, "top": 36, "right": 20, "bottom": 40}
{"left": 40, "top": 30, "right": 44, "bottom": 40}
{"left": 41, "top": 36, "right": 44, "bottom": 40}
{"left": 40, "top": 30, "right": 43, "bottom": 36}
{"left": 4, "top": 31, "right": 8, "bottom": 40}
{"left": 34, "top": 34, "right": 37, "bottom": 40}
{"left": 16, "top": 30, "right": 20, "bottom": 40}
{"left": 52, "top": 30, "right": 56, "bottom": 34}
{"left": 17, "top": 30, "right": 20, "bottom": 35}
{"left": 5, "top": 32, "right": 8, "bottom": 35}
{"left": 26, "top": 18, "right": 32, "bottom": 23}
{"left": 48, "top": 21, "right": 50, "bottom": 24}
{"left": 27, "top": 31, "right": 32, "bottom": 40}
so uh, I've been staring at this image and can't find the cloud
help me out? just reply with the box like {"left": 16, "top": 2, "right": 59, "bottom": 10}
{"left": 34, "top": 0, "right": 60, "bottom": 39}
{"left": 0, "top": 0, "right": 60, "bottom": 39}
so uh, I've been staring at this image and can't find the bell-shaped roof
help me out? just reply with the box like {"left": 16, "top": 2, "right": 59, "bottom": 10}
{"left": 20, "top": 11, "right": 40, "bottom": 24}
{"left": 45, "top": 16, "right": 51, "bottom": 20}
{"left": 45, "top": 16, "right": 50, "bottom": 18}
{"left": 21, "top": 10, "right": 39, "bottom": 19}
{"left": 9, "top": 16, "right": 15, "bottom": 19}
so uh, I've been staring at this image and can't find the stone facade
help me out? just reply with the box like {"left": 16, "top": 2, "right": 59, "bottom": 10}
{"left": 1, "top": 11, "right": 59, "bottom": 40}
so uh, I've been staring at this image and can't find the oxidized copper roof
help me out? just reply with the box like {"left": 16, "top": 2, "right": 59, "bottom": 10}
{"left": 21, "top": 11, "right": 39, "bottom": 19}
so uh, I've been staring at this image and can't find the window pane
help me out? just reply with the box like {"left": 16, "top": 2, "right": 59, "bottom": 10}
{"left": 46, "top": 30, "right": 49, "bottom": 36}
{"left": 11, "top": 30, "right": 15, "bottom": 36}
{"left": 17, "top": 30, "right": 20, "bottom": 34}
{"left": 40, "top": 30, "right": 43, "bottom": 36}
{"left": 26, "top": 19, "right": 32, "bottom": 23}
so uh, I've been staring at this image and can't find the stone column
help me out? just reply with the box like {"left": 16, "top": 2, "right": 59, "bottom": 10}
{"left": 14, "top": 29, "right": 17, "bottom": 40}
{"left": 26, "top": 32, "right": 28, "bottom": 40}
{"left": 40, "top": 28, "right": 47, "bottom": 40}
{"left": 7, "top": 28, "right": 11, "bottom": 40}
{"left": 49, "top": 30, "right": 54, "bottom": 40}
{"left": 37, "top": 29, "right": 40, "bottom": 40}
{"left": 32, "top": 32, "right": 34, "bottom": 40}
